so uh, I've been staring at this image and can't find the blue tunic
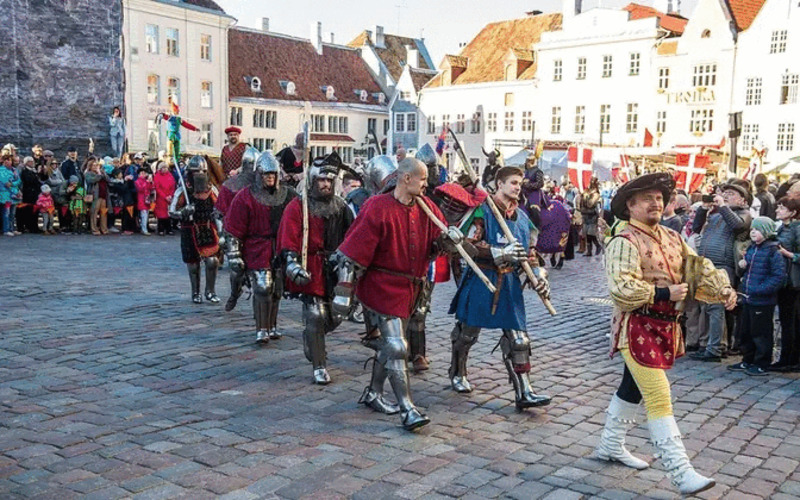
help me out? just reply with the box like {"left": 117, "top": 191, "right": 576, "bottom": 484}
{"left": 449, "top": 203, "right": 531, "bottom": 330}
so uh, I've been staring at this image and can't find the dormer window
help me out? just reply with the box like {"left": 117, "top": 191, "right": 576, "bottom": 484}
{"left": 250, "top": 77, "right": 261, "bottom": 92}
{"left": 377, "top": 92, "right": 386, "bottom": 104}
{"left": 360, "top": 90, "right": 368, "bottom": 102}
{"left": 326, "top": 86, "right": 336, "bottom": 100}
{"left": 286, "top": 81, "right": 296, "bottom": 95}
{"left": 701, "top": 29, "right": 711, "bottom": 38}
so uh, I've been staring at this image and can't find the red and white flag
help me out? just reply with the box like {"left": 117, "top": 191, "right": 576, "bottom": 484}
{"left": 613, "top": 154, "right": 631, "bottom": 183}
{"left": 674, "top": 153, "right": 709, "bottom": 193}
{"left": 567, "top": 146, "right": 593, "bottom": 191}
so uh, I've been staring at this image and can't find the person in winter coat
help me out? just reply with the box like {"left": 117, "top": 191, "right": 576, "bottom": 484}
{"left": 67, "top": 176, "right": 86, "bottom": 234}
{"left": 35, "top": 184, "right": 56, "bottom": 234}
{"left": 728, "top": 217, "right": 786, "bottom": 376}
{"left": 60, "top": 147, "right": 81, "bottom": 185}
{"left": 18, "top": 156, "right": 42, "bottom": 233}
{"left": 754, "top": 174, "right": 776, "bottom": 220}
{"left": 84, "top": 158, "right": 111, "bottom": 235}
{"left": 1, "top": 154, "right": 22, "bottom": 236}
{"left": 153, "top": 161, "right": 176, "bottom": 235}
{"left": 109, "top": 106, "right": 126, "bottom": 157}
{"left": 772, "top": 195, "right": 800, "bottom": 372}
{"left": 116, "top": 170, "right": 138, "bottom": 235}
{"left": 135, "top": 169, "right": 154, "bottom": 235}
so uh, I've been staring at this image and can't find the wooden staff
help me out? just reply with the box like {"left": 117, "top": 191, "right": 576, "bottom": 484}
{"left": 301, "top": 119, "right": 310, "bottom": 269}
{"left": 415, "top": 197, "right": 496, "bottom": 294}
{"left": 448, "top": 129, "right": 557, "bottom": 315}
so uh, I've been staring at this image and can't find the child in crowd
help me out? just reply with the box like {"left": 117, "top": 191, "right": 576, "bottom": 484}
{"left": 135, "top": 168, "right": 154, "bottom": 235}
{"left": 67, "top": 175, "right": 86, "bottom": 234}
{"left": 729, "top": 217, "right": 786, "bottom": 376}
{"left": 36, "top": 184, "right": 56, "bottom": 234}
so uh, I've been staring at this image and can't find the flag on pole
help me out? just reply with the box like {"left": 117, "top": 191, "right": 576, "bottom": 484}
{"left": 435, "top": 127, "right": 447, "bottom": 156}
{"left": 613, "top": 154, "right": 631, "bottom": 183}
{"left": 567, "top": 146, "right": 593, "bottom": 191}
{"left": 674, "top": 153, "right": 709, "bottom": 193}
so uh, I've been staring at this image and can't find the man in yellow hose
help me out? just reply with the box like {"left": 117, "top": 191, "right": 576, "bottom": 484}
{"left": 596, "top": 172, "right": 736, "bottom": 495}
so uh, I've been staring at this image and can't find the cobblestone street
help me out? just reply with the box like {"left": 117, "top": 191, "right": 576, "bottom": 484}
{"left": 1, "top": 235, "right": 799, "bottom": 500}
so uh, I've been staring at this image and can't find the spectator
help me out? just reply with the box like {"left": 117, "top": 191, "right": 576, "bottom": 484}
{"left": 153, "top": 161, "right": 176, "bottom": 235}
{"left": 754, "top": 173, "right": 776, "bottom": 220}
{"left": 690, "top": 183, "right": 752, "bottom": 361}
{"left": 66, "top": 175, "right": 86, "bottom": 234}
{"left": 1, "top": 154, "right": 22, "bottom": 236}
{"left": 37, "top": 150, "right": 55, "bottom": 181}
{"left": 43, "top": 159, "right": 67, "bottom": 232}
{"left": 772, "top": 195, "right": 800, "bottom": 372}
{"left": 728, "top": 217, "right": 785, "bottom": 376}
{"left": 109, "top": 106, "right": 126, "bottom": 157}
{"left": 112, "top": 168, "right": 136, "bottom": 235}
{"left": 135, "top": 169, "right": 154, "bottom": 235}
{"left": 107, "top": 167, "right": 123, "bottom": 233}
{"left": 660, "top": 190, "right": 683, "bottom": 233}
{"left": 32, "top": 144, "right": 46, "bottom": 170}
{"left": 35, "top": 184, "right": 56, "bottom": 234}
{"left": 84, "top": 158, "right": 110, "bottom": 235}
{"left": 18, "top": 156, "right": 42, "bottom": 233}
{"left": 579, "top": 177, "right": 602, "bottom": 256}
{"left": 60, "top": 147, "right": 81, "bottom": 184}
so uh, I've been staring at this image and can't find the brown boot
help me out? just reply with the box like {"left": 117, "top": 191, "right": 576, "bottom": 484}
{"left": 412, "top": 355, "right": 430, "bottom": 372}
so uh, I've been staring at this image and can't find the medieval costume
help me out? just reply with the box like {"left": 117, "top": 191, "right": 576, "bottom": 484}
{"left": 480, "top": 148, "right": 502, "bottom": 193}
{"left": 448, "top": 166, "right": 552, "bottom": 411}
{"left": 156, "top": 97, "right": 198, "bottom": 159}
{"left": 169, "top": 156, "right": 220, "bottom": 304}
{"left": 277, "top": 152, "right": 354, "bottom": 384}
{"left": 579, "top": 179, "right": 602, "bottom": 256}
{"left": 597, "top": 173, "right": 733, "bottom": 495}
{"left": 225, "top": 151, "right": 295, "bottom": 343}
{"left": 216, "top": 146, "right": 259, "bottom": 312}
{"left": 276, "top": 133, "right": 306, "bottom": 189}
{"left": 220, "top": 127, "right": 249, "bottom": 178}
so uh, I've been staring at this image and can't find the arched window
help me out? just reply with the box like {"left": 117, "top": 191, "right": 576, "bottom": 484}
{"left": 286, "top": 81, "right": 296, "bottom": 95}
{"left": 360, "top": 89, "right": 368, "bottom": 102}
{"left": 377, "top": 92, "right": 386, "bottom": 104}
{"left": 326, "top": 86, "right": 335, "bottom": 100}
{"left": 251, "top": 77, "right": 261, "bottom": 92}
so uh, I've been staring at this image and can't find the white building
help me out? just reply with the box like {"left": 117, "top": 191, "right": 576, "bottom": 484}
{"left": 227, "top": 24, "right": 389, "bottom": 163}
{"left": 732, "top": 0, "right": 799, "bottom": 168}
{"left": 122, "top": 0, "right": 235, "bottom": 155}
{"left": 418, "top": 12, "right": 563, "bottom": 174}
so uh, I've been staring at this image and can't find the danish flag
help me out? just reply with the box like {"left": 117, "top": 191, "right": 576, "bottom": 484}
{"left": 673, "top": 153, "right": 710, "bottom": 193}
{"left": 567, "top": 146, "right": 593, "bottom": 191}
{"left": 613, "top": 154, "right": 631, "bottom": 183}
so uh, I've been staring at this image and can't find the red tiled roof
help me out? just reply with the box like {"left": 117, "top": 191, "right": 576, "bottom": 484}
{"left": 726, "top": 0, "right": 766, "bottom": 31}
{"left": 347, "top": 31, "right": 433, "bottom": 81}
{"left": 310, "top": 134, "right": 355, "bottom": 143}
{"left": 426, "top": 13, "right": 562, "bottom": 88}
{"left": 623, "top": 3, "right": 688, "bottom": 35}
{"left": 182, "top": 0, "right": 225, "bottom": 13}
{"left": 409, "top": 67, "right": 436, "bottom": 92}
{"left": 229, "top": 29, "right": 384, "bottom": 105}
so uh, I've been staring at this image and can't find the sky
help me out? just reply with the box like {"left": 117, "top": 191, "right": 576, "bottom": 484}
{"left": 215, "top": 0, "right": 699, "bottom": 65}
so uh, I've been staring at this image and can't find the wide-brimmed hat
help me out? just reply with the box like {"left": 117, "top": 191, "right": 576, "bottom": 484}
{"left": 611, "top": 172, "right": 675, "bottom": 221}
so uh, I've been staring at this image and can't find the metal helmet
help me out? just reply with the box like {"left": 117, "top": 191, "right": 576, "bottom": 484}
{"left": 241, "top": 146, "right": 260, "bottom": 173}
{"left": 364, "top": 155, "right": 398, "bottom": 194}
{"left": 186, "top": 155, "right": 207, "bottom": 173}
{"left": 415, "top": 143, "right": 438, "bottom": 169}
{"left": 255, "top": 151, "right": 280, "bottom": 175}
{"left": 308, "top": 152, "right": 341, "bottom": 182}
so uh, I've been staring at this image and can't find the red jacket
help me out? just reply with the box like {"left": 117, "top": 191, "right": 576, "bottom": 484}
{"left": 224, "top": 188, "right": 289, "bottom": 269}
{"left": 153, "top": 171, "right": 176, "bottom": 219}
{"left": 135, "top": 178, "right": 154, "bottom": 211}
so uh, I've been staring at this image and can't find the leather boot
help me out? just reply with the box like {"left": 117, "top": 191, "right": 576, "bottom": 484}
{"left": 649, "top": 416, "right": 715, "bottom": 495}
{"left": 595, "top": 395, "right": 649, "bottom": 469}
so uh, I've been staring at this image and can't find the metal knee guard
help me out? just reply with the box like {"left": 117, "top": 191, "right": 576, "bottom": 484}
{"left": 187, "top": 262, "right": 201, "bottom": 303}
{"left": 449, "top": 322, "right": 480, "bottom": 393}
{"left": 204, "top": 257, "right": 220, "bottom": 303}
{"left": 501, "top": 329, "right": 551, "bottom": 410}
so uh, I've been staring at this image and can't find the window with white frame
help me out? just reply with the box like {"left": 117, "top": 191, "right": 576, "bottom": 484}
{"left": 268, "top": 111, "right": 277, "bottom": 129}
{"left": 312, "top": 114, "right": 325, "bottom": 132}
{"left": 522, "top": 111, "right": 532, "bottom": 132}
{"left": 577, "top": 57, "right": 586, "bottom": 80}
{"left": 658, "top": 67, "right": 670, "bottom": 90}
{"left": 367, "top": 118, "right": 376, "bottom": 134}
{"left": 770, "top": 30, "right": 788, "bottom": 54}
{"left": 504, "top": 111, "right": 514, "bottom": 132}
{"left": 252, "top": 138, "right": 274, "bottom": 151}
{"left": 690, "top": 109, "right": 714, "bottom": 133}
{"left": 553, "top": 59, "right": 562, "bottom": 81}
{"left": 145, "top": 24, "right": 159, "bottom": 54}
{"left": 442, "top": 114, "right": 450, "bottom": 129}
{"left": 600, "top": 104, "right": 611, "bottom": 133}
{"left": 329, "top": 116, "right": 339, "bottom": 133}
{"left": 383, "top": 119, "right": 390, "bottom": 135}
{"left": 574, "top": 106, "right": 585, "bottom": 134}
{"left": 456, "top": 114, "right": 465, "bottom": 134}
{"left": 167, "top": 77, "right": 180, "bottom": 105}
{"left": 339, "top": 116, "right": 348, "bottom": 133}
{"left": 746, "top": 77, "right": 762, "bottom": 105}
{"left": 692, "top": 63, "right": 717, "bottom": 87}
{"left": 400, "top": 91, "right": 412, "bottom": 101}
{"left": 406, "top": 113, "right": 416, "bottom": 133}
{"left": 395, "top": 113, "right": 405, "bottom": 132}
{"left": 427, "top": 116, "right": 436, "bottom": 134}
{"left": 166, "top": 28, "right": 179, "bottom": 57}
{"left": 146, "top": 74, "right": 159, "bottom": 104}
{"left": 550, "top": 107, "right": 561, "bottom": 134}
{"left": 250, "top": 77, "right": 261, "bottom": 92}
{"left": 200, "top": 34, "right": 211, "bottom": 61}
{"left": 200, "top": 81, "right": 212, "bottom": 108}
{"left": 310, "top": 146, "right": 327, "bottom": 158}
{"left": 602, "top": 55, "right": 613, "bottom": 78}
{"left": 656, "top": 111, "right": 667, "bottom": 134}
{"left": 471, "top": 112, "right": 481, "bottom": 134}
{"left": 777, "top": 123, "right": 795, "bottom": 151}
{"left": 338, "top": 146, "right": 353, "bottom": 163}
{"left": 629, "top": 53, "right": 640, "bottom": 76}
{"left": 470, "top": 158, "right": 480, "bottom": 171}
{"left": 626, "top": 103, "right": 638, "bottom": 133}
{"left": 742, "top": 124, "right": 759, "bottom": 150}
{"left": 781, "top": 73, "right": 799, "bottom": 104}
{"left": 201, "top": 123, "right": 213, "bottom": 147}
{"left": 229, "top": 106, "right": 242, "bottom": 126}
{"left": 487, "top": 112, "right": 497, "bottom": 132}
{"left": 253, "top": 110, "right": 276, "bottom": 129}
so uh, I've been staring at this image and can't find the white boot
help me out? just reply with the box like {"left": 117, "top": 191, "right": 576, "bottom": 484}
{"left": 649, "top": 416, "right": 715, "bottom": 495}
{"left": 595, "top": 395, "right": 649, "bottom": 470}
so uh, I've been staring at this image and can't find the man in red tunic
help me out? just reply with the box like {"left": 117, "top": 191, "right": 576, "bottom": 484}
{"left": 334, "top": 157, "right": 462, "bottom": 431}
{"left": 224, "top": 151, "right": 296, "bottom": 343}
{"left": 220, "top": 127, "right": 249, "bottom": 179}
{"left": 277, "top": 152, "right": 354, "bottom": 384}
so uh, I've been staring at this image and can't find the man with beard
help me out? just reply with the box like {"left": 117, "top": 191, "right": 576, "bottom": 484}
{"left": 220, "top": 127, "right": 249, "bottom": 178}
{"left": 448, "top": 166, "right": 552, "bottom": 411}
{"left": 277, "top": 152, "right": 354, "bottom": 384}
{"left": 225, "top": 151, "right": 297, "bottom": 343}
{"left": 216, "top": 146, "right": 259, "bottom": 312}
{"left": 333, "top": 157, "right": 462, "bottom": 431}
{"left": 169, "top": 156, "right": 221, "bottom": 304}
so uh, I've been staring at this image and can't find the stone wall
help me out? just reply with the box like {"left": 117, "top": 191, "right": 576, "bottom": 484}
{"left": 0, "top": 0, "right": 124, "bottom": 158}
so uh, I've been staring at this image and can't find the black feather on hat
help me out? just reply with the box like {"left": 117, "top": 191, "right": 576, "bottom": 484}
{"left": 611, "top": 172, "right": 675, "bottom": 221}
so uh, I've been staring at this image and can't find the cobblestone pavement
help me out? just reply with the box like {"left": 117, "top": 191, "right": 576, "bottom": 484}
{"left": 1, "top": 235, "right": 799, "bottom": 500}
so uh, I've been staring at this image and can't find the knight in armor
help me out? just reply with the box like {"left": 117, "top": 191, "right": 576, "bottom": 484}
{"left": 448, "top": 165, "right": 553, "bottom": 411}
{"left": 216, "top": 146, "right": 259, "bottom": 312}
{"left": 277, "top": 152, "right": 354, "bottom": 384}
{"left": 276, "top": 133, "right": 306, "bottom": 189}
{"left": 480, "top": 148, "right": 503, "bottom": 193}
{"left": 333, "top": 156, "right": 464, "bottom": 430}
{"left": 225, "top": 151, "right": 296, "bottom": 343}
{"left": 220, "top": 127, "right": 250, "bottom": 178}
{"left": 170, "top": 156, "right": 221, "bottom": 304}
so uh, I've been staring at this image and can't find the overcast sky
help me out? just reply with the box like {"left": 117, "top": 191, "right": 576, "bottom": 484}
{"left": 216, "top": 0, "right": 698, "bottom": 66}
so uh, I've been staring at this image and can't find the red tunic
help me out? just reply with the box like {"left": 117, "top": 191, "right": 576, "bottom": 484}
{"left": 215, "top": 184, "right": 234, "bottom": 215}
{"left": 153, "top": 171, "right": 176, "bottom": 219}
{"left": 277, "top": 197, "right": 327, "bottom": 298}
{"left": 223, "top": 188, "right": 279, "bottom": 269}
{"left": 220, "top": 143, "right": 247, "bottom": 178}
{"left": 338, "top": 193, "right": 444, "bottom": 318}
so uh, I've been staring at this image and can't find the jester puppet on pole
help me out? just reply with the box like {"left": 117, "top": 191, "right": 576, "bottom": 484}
{"left": 156, "top": 96, "right": 199, "bottom": 159}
